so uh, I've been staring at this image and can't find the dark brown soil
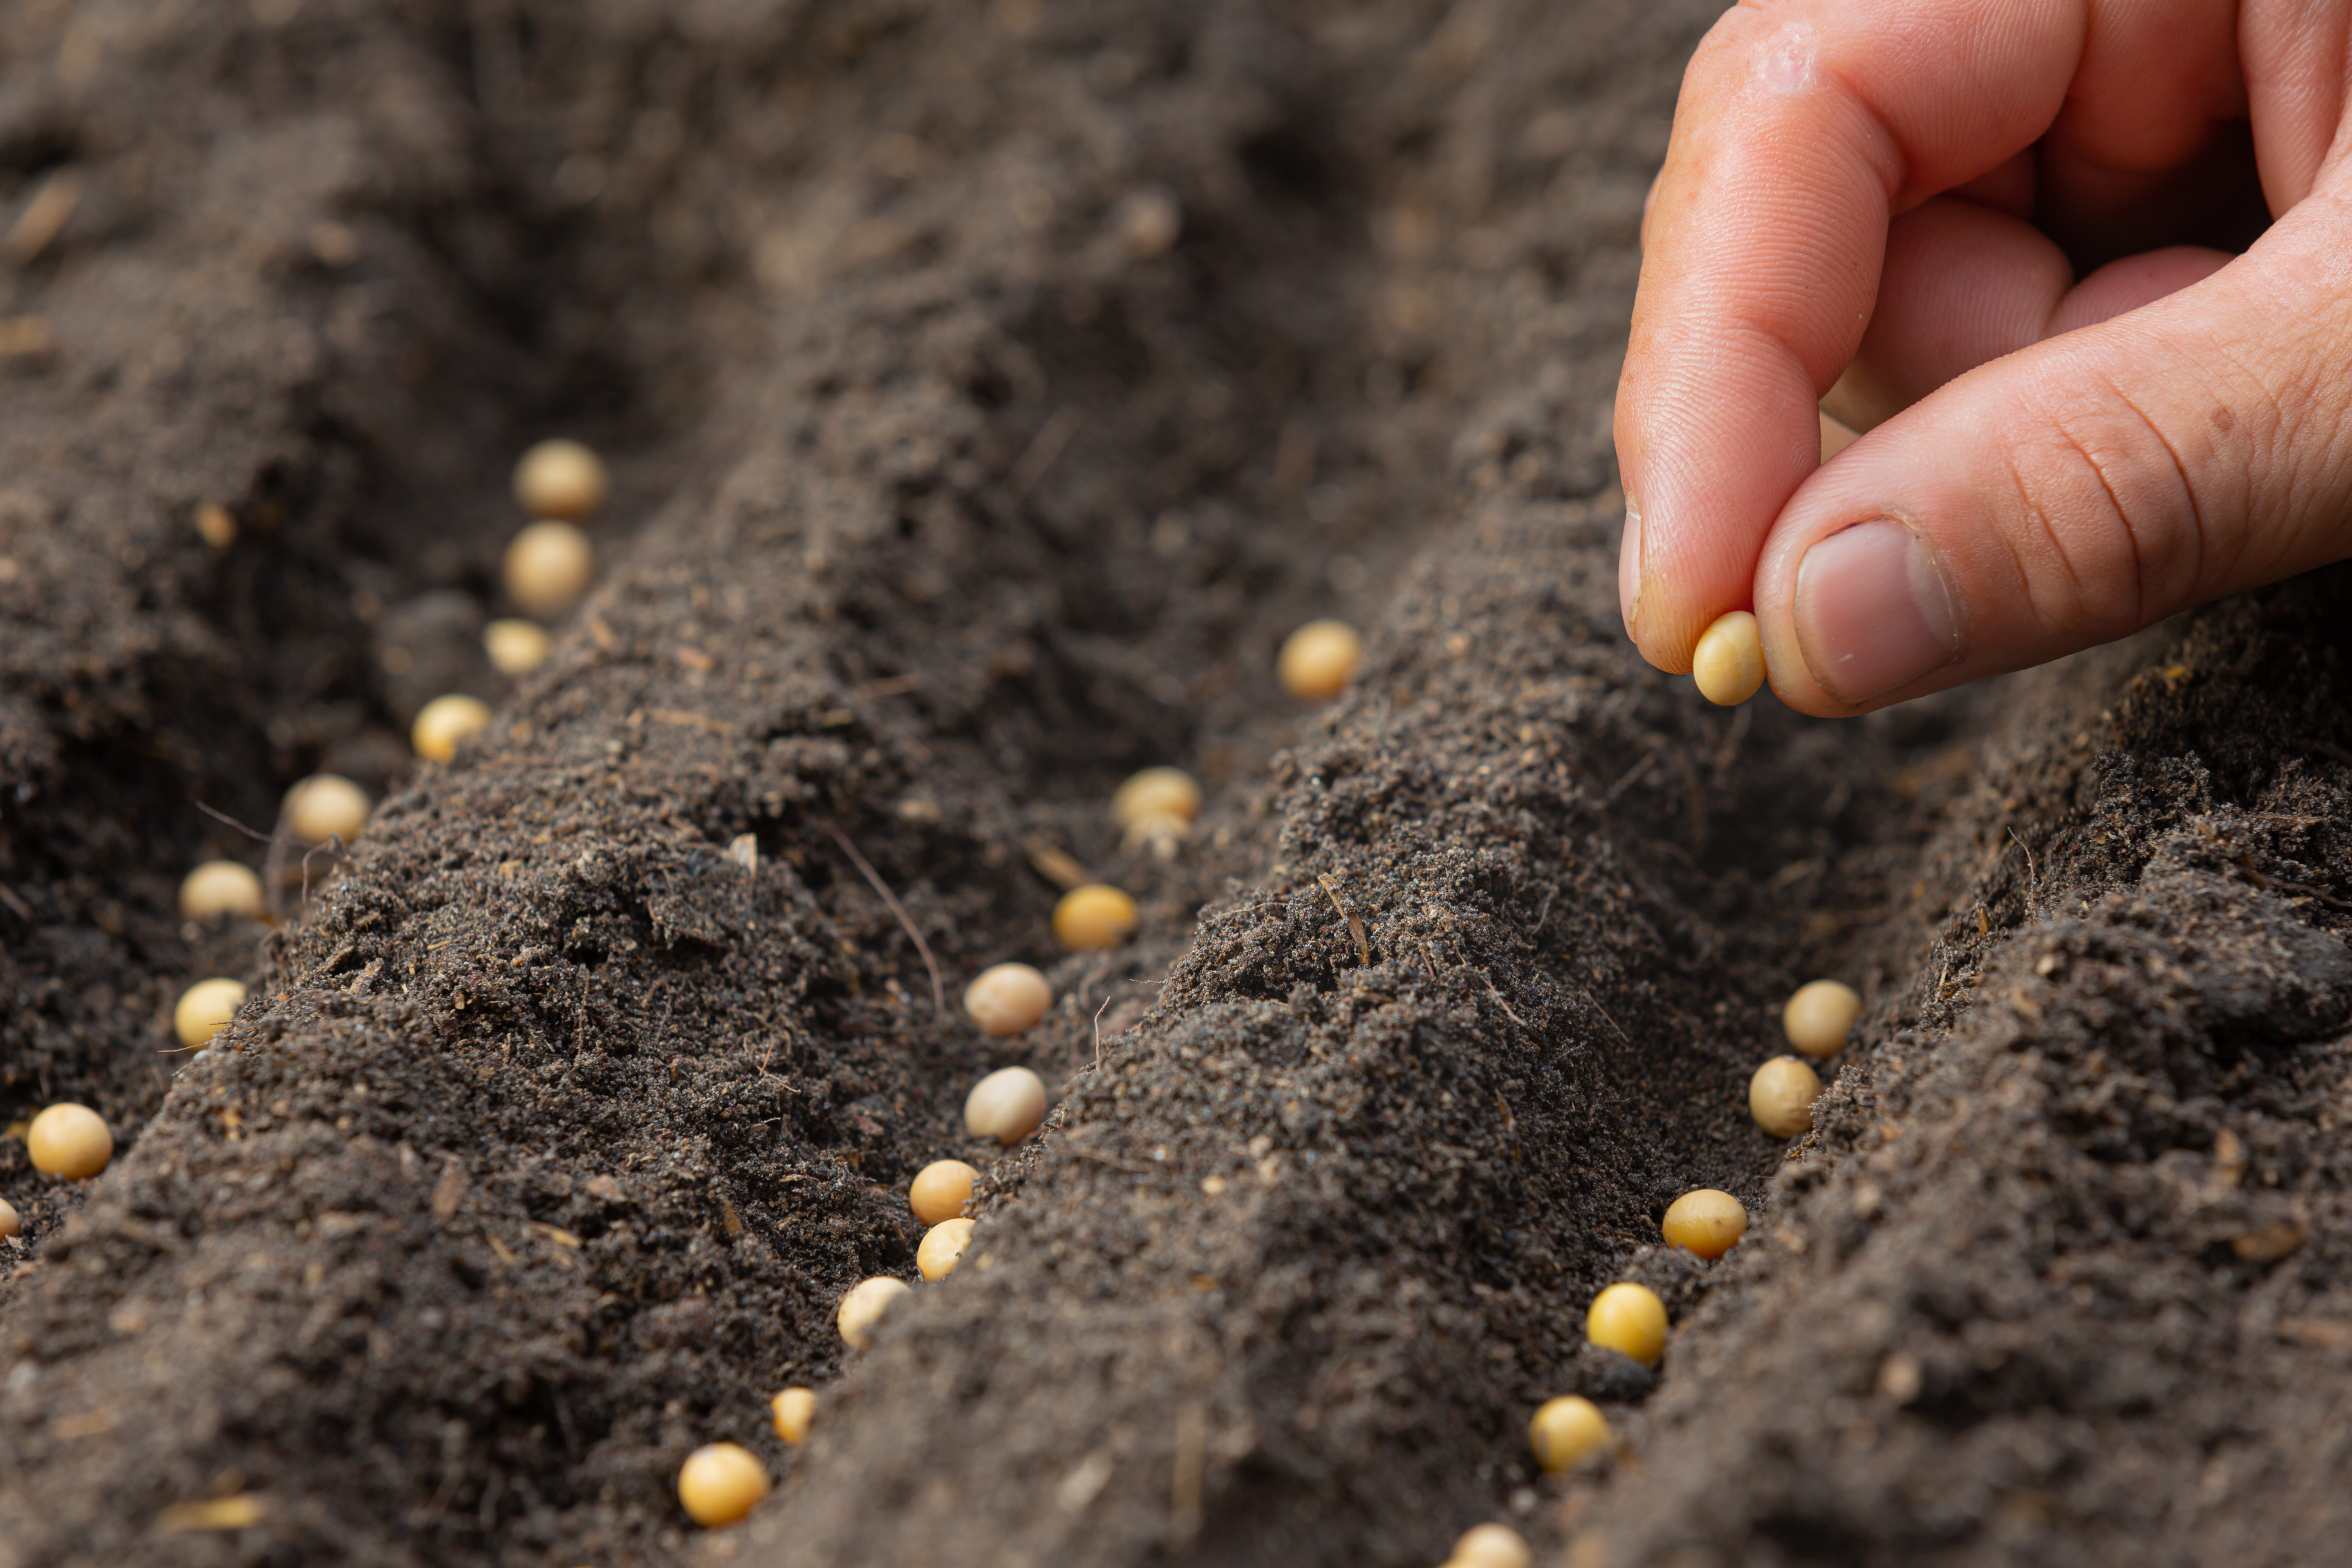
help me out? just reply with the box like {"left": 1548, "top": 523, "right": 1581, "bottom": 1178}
{"left": 0, "top": 4, "right": 2345, "bottom": 1568}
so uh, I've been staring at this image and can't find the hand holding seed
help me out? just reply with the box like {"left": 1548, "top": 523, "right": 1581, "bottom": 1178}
{"left": 1617, "top": 0, "right": 2352, "bottom": 713}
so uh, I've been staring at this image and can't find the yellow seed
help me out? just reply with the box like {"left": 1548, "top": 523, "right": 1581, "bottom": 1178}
{"left": 771, "top": 1386, "right": 815, "bottom": 1446}
{"left": 918, "top": 1216, "right": 976, "bottom": 1281}
{"left": 1750, "top": 1055, "right": 1823, "bottom": 1140}
{"left": 512, "top": 438, "right": 610, "bottom": 522}
{"left": 676, "top": 1441, "right": 768, "bottom": 1528}
{"left": 178, "top": 860, "right": 263, "bottom": 920}
{"left": 174, "top": 978, "right": 247, "bottom": 1050}
{"left": 963, "top": 962, "right": 1053, "bottom": 1036}
{"left": 909, "top": 1159, "right": 978, "bottom": 1225}
{"left": 1052, "top": 884, "right": 1137, "bottom": 951}
{"left": 1528, "top": 1395, "right": 1611, "bottom": 1472}
{"left": 1111, "top": 766, "right": 1202, "bottom": 828}
{"left": 0, "top": 1198, "right": 19, "bottom": 1238}
{"left": 194, "top": 502, "right": 236, "bottom": 549}
{"left": 1277, "top": 619, "right": 1363, "bottom": 701}
{"left": 837, "top": 1275, "right": 910, "bottom": 1350}
{"left": 283, "top": 774, "right": 371, "bottom": 845}
{"left": 1783, "top": 978, "right": 1862, "bottom": 1058}
{"left": 411, "top": 693, "right": 492, "bottom": 762}
{"left": 483, "top": 618, "right": 552, "bottom": 676}
{"left": 1691, "top": 610, "right": 1765, "bottom": 706}
{"left": 502, "top": 519, "right": 597, "bottom": 618}
{"left": 1453, "top": 1522, "right": 1534, "bottom": 1568}
{"left": 27, "top": 1104, "right": 111, "bottom": 1181}
{"left": 964, "top": 1066, "right": 1048, "bottom": 1145}
{"left": 1662, "top": 1189, "right": 1748, "bottom": 1260}
{"left": 1586, "top": 1281, "right": 1668, "bottom": 1365}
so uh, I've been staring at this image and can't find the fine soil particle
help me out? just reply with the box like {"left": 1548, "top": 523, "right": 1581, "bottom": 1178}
{"left": 0, "top": 4, "right": 2346, "bottom": 1568}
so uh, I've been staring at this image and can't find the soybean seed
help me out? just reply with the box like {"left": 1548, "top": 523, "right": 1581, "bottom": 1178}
{"left": 918, "top": 1216, "right": 976, "bottom": 1281}
{"left": 676, "top": 1442, "right": 768, "bottom": 1528}
{"left": 1111, "top": 766, "right": 1202, "bottom": 828}
{"left": 837, "top": 1275, "right": 910, "bottom": 1350}
{"left": 502, "top": 520, "right": 596, "bottom": 619}
{"left": 1586, "top": 1281, "right": 1668, "bottom": 1365}
{"left": 174, "top": 978, "right": 247, "bottom": 1050}
{"left": 909, "top": 1158, "right": 978, "bottom": 1225}
{"left": 512, "top": 438, "right": 610, "bottom": 522}
{"left": 1528, "top": 1394, "right": 1610, "bottom": 1472}
{"left": 1052, "top": 884, "right": 1137, "bottom": 951}
{"left": 964, "top": 1066, "right": 1048, "bottom": 1146}
{"left": 1749, "top": 1055, "right": 1822, "bottom": 1140}
{"left": 27, "top": 1104, "right": 111, "bottom": 1181}
{"left": 483, "top": 618, "right": 552, "bottom": 676}
{"left": 0, "top": 1198, "right": 19, "bottom": 1238}
{"left": 1277, "top": 619, "right": 1363, "bottom": 702}
{"left": 963, "top": 962, "right": 1052, "bottom": 1036}
{"left": 1783, "top": 978, "right": 1862, "bottom": 1058}
{"left": 284, "top": 774, "right": 371, "bottom": 845}
{"left": 1661, "top": 1189, "right": 1748, "bottom": 1260}
{"left": 1452, "top": 1522, "right": 1533, "bottom": 1568}
{"left": 178, "top": 860, "right": 263, "bottom": 920}
{"left": 771, "top": 1386, "right": 816, "bottom": 1446}
{"left": 411, "top": 693, "right": 492, "bottom": 762}
{"left": 1691, "top": 610, "right": 1764, "bottom": 706}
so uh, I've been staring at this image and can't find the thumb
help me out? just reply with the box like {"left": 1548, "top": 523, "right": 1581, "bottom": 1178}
{"left": 1755, "top": 195, "right": 2352, "bottom": 716}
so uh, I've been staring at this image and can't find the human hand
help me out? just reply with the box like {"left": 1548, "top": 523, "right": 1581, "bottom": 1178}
{"left": 1613, "top": 0, "right": 2352, "bottom": 713}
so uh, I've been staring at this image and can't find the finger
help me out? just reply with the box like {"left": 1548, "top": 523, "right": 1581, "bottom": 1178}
{"left": 1755, "top": 198, "right": 2352, "bottom": 716}
{"left": 2243, "top": 0, "right": 2352, "bottom": 210}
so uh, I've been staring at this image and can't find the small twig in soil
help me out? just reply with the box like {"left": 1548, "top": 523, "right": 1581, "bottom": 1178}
{"left": 1010, "top": 406, "right": 1080, "bottom": 497}
{"left": 1577, "top": 982, "right": 1630, "bottom": 1044}
{"left": 1094, "top": 993, "right": 1113, "bottom": 1069}
{"left": 1479, "top": 969, "right": 1528, "bottom": 1029}
{"left": 1316, "top": 874, "right": 1370, "bottom": 965}
{"left": 819, "top": 820, "right": 945, "bottom": 1013}
{"left": 1600, "top": 748, "right": 1659, "bottom": 806}
{"left": 2009, "top": 826, "right": 2038, "bottom": 890}
{"left": 193, "top": 800, "right": 273, "bottom": 842}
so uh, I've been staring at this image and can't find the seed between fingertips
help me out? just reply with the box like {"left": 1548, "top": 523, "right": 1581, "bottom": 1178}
{"left": 1586, "top": 1281, "right": 1668, "bottom": 1365}
{"left": 918, "top": 1216, "right": 976, "bottom": 1281}
{"left": 1692, "top": 610, "right": 1765, "bottom": 706}
{"left": 483, "top": 618, "right": 552, "bottom": 676}
{"left": 964, "top": 1066, "right": 1048, "bottom": 1145}
{"left": 676, "top": 1441, "right": 768, "bottom": 1527}
{"left": 1750, "top": 1055, "right": 1822, "bottom": 1139}
{"left": 1053, "top": 884, "right": 1137, "bottom": 951}
{"left": 503, "top": 520, "right": 597, "bottom": 619}
{"left": 1783, "top": 978, "right": 1862, "bottom": 1057}
{"left": 1662, "top": 1188, "right": 1748, "bottom": 1260}
{"left": 512, "top": 438, "right": 610, "bottom": 522}
{"left": 27, "top": 1104, "right": 111, "bottom": 1181}
{"left": 174, "top": 978, "right": 247, "bottom": 1049}
{"left": 178, "top": 861, "right": 263, "bottom": 920}
{"left": 412, "top": 693, "right": 492, "bottom": 762}
{"left": 771, "top": 1386, "right": 815, "bottom": 1446}
{"left": 1453, "top": 1521, "right": 1534, "bottom": 1568}
{"left": 837, "top": 1276, "right": 911, "bottom": 1350}
{"left": 963, "top": 963, "right": 1052, "bottom": 1036}
{"left": 1528, "top": 1394, "right": 1610, "bottom": 1472}
{"left": 284, "top": 774, "right": 371, "bottom": 845}
{"left": 1278, "top": 619, "right": 1363, "bottom": 701}
{"left": 909, "top": 1159, "right": 979, "bottom": 1225}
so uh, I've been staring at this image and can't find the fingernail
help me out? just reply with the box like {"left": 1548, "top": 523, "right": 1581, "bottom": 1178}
{"left": 1617, "top": 492, "right": 1642, "bottom": 631}
{"left": 1794, "top": 519, "right": 1963, "bottom": 703}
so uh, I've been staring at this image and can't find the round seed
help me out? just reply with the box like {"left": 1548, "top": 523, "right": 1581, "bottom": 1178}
{"left": 918, "top": 1216, "right": 976, "bottom": 1281}
{"left": 1662, "top": 1188, "right": 1748, "bottom": 1260}
{"left": 0, "top": 1198, "right": 19, "bottom": 1238}
{"left": 836, "top": 1275, "right": 910, "bottom": 1350}
{"left": 1750, "top": 1055, "right": 1823, "bottom": 1139}
{"left": 284, "top": 774, "right": 371, "bottom": 845}
{"left": 1586, "top": 1281, "right": 1668, "bottom": 1365}
{"left": 676, "top": 1441, "right": 768, "bottom": 1528}
{"left": 483, "top": 618, "right": 552, "bottom": 676}
{"left": 1452, "top": 1522, "right": 1533, "bottom": 1568}
{"left": 1528, "top": 1394, "right": 1610, "bottom": 1472}
{"left": 771, "top": 1386, "right": 815, "bottom": 1447}
{"left": 963, "top": 963, "right": 1052, "bottom": 1036}
{"left": 964, "top": 1066, "right": 1048, "bottom": 1145}
{"left": 178, "top": 860, "right": 263, "bottom": 920}
{"left": 1052, "top": 884, "right": 1137, "bottom": 951}
{"left": 502, "top": 519, "right": 596, "bottom": 618}
{"left": 512, "top": 438, "right": 610, "bottom": 522}
{"left": 1783, "top": 978, "right": 1862, "bottom": 1058}
{"left": 1111, "top": 766, "right": 1202, "bottom": 828}
{"left": 411, "top": 693, "right": 492, "bottom": 762}
{"left": 1692, "top": 610, "right": 1765, "bottom": 706}
{"left": 174, "top": 978, "right": 247, "bottom": 1050}
{"left": 1277, "top": 619, "right": 1363, "bottom": 701}
{"left": 909, "top": 1159, "right": 978, "bottom": 1225}
{"left": 27, "top": 1104, "right": 111, "bottom": 1181}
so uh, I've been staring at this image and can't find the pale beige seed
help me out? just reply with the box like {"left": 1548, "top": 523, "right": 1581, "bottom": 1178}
{"left": 1452, "top": 1522, "right": 1533, "bottom": 1568}
{"left": 1586, "top": 1281, "right": 1668, "bottom": 1365}
{"left": 676, "top": 1441, "right": 768, "bottom": 1527}
{"left": 1277, "top": 619, "right": 1363, "bottom": 702}
{"left": 964, "top": 1066, "right": 1048, "bottom": 1146}
{"left": 412, "top": 693, "right": 492, "bottom": 763}
{"left": 512, "top": 438, "right": 610, "bottom": 522}
{"left": 1750, "top": 1055, "right": 1823, "bottom": 1140}
{"left": 1784, "top": 978, "right": 1862, "bottom": 1058}
{"left": 194, "top": 502, "right": 237, "bottom": 549}
{"left": 0, "top": 1198, "right": 19, "bottom": 1239}
{"left": 918, "top": 1216, "right": 976, "bottom": 1281}
{"left": 502, "top": 520, "right": 597, "bottom": 619}
{"left": 837, "top": 1275, "right": 911, "bottom": 1350}
{"left": 1662, "top": 1188, "right": 1748, "bottom": 1260}
{"left": 284, "top": 774, "right": 371, "bottom": 845}
{"left": 178, "top": 860, "right": 264, "bottom": 920}
{"left": 1111, "top": 766, "right": 1202, "bottom": 828}
{"left": 1121, "top": 810, "right": 1189, "bottom": 859}
{"left": 963, "top": 963, "right": 1052, "bottom": 1036}
{"left": 1528, "top": 1395, "right": 1610, "bottom": 1473}
{"left": 1052, "top": 884, "right": 1137, "bottom": 951}
{"left": 483, "top": 618, "right": 552, "bottom": 676}
{"left": 771, "top": 1386, "right": 815, "bottom": 1447}
{"left": 27, "top": 1104, "right": 111, "bottom": 1181}
{"left": 174, "top": 978, "right": 247, "bottom": 1050}
{"left": 1692, "top": 610, "right": 1765, "bottom": 706}
{"left": 909, "top": 1159, "right": 978, "bottom": 1225}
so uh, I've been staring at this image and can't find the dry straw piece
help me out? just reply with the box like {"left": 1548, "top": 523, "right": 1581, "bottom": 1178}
{"left": 1277, "top": 618, "right": 1363, "bottom": 701}
{"left": 27, "top": 1104, "right": 111, "bottom": 1181}
{"left": 483, "top": 618, "right": 552, "bottom": 676}
{"left": 909, "top": 1159, "right": 978, "bottom": 1225}
{"left": 1750, "top": 1055, "right": 1823, "bottom": 1139}
{"left": 1528, "top": 1394, "right": 1611, "bottom": 1472}
{"left": 1052, "top": 884, "right": 1137, "bottom": 951}
{"left": 1586, "top": 1281, "right": 1669, "bottom": 1365}
{"left": 676, "top": 1441, "right": 768, "bottom": 1527}
{"left": 771, "top": 1386, "right": 816, "bottom": 1446}
{"left": 837, "top": 1276, "right": 911, "bottom": 1350}
{"left": 918, "top": 1216, "right": 976, "bottom": 1281}
{"left": 512, "top": 438, "right": 610, "bottom": 522}
{"left": 964, "top": 1066, "right": 1048, "bottom": 1146}
{"left": 1783, "top": 978, "right": 1862, "bottom": 1057}
{"left": 1691, "top": 610, "right": 1765, "bottom": 705}
{"left": 1662, "top": 1188, "right": 1748, "bottom": 1259}
{"left": 411, "top": 693, "right": 492, "bottom": 762}
{"left": 502, "top": 520, "right": 597, "bottom": 619}
{"left": 174, "top": 978, "right": 247, "bottom": 1049}
{"left": 178, "top": 860, "right": 263, "bottom": 920}
{"left": 963, "top": 963, "right": 1052, "bottom": 1036}
{"left": 284, "top": 774, "right": 371, "bottom": 845}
